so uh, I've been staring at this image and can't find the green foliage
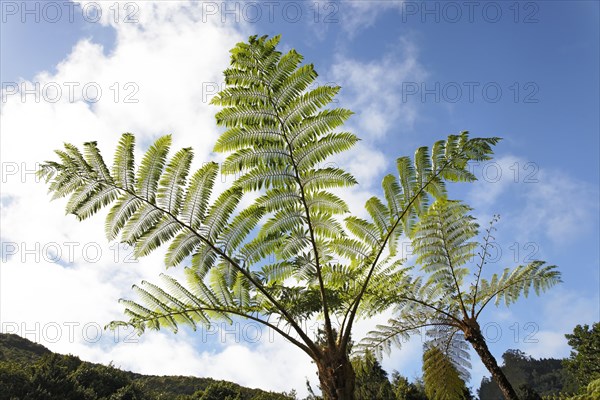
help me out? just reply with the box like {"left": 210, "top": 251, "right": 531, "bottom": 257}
{"left": 390, "top": 373, "right": 428, "bottom": 400}
{"left": 352, "top": 352, "right": 396, "bottom": 400}
{"left": 560, "top": 378, "right": 600, "bottom": 399}
{"left": 0, "top": 332, "right": 51, "bottom": 364}
{"left": 108, "top": 384, "right": 147, "bottom": 400}
{"left": 0, "top": 361, "right": 34, "bottom": 400}
{"left": 477, "top": 349, "right": 571, "bottom": 399}
{"left": 423, "top": 346, "right": 468, "bottom": 400}
{"left": 196, "top": 381, "right": 242, "bottom": 400}
{"left": 518, "top": 384, "right": 543, "bottom": 400}
{"left": 190, "top": 381, "right": 292, "bottom": 400}
{"left": 71, "top": 363, "right": 132, "bottom": 398}
{"left": 30, "top": 353, "right": 87, "bottom": 399}
{"left": 0, "top": 333, "right": 291, "bottom": 400}
{"left": 563, "top": 322, "right": 600, "bottom": 390}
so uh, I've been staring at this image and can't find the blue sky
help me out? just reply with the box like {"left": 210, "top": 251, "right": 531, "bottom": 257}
{"left": 1, "top": 0, "right": 599, "bottom": 395}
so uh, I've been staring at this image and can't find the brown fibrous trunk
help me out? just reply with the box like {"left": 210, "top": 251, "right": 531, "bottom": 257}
{"left": 315, "top": 347, "right": 355, "bottom": 400}
{"left": 463, "top": 318, "right": 520, "bottom": 400}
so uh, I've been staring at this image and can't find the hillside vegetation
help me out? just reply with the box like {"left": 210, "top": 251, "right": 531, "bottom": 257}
{"left": 0, "top": 333, "right": 294, "bottom": 400}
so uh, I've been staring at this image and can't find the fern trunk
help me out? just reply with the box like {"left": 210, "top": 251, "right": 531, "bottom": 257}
{"left": 464, "top": 319, "right": 519, "bottom": 400}
{"left": 315, "top": 349, "right": 356, "bottom": 400}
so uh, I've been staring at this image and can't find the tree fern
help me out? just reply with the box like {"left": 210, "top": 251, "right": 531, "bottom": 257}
{"left": 361, "top": 199, "right": 561, "bottom": 400}
{"left": 39, "top": 34, "right": 502, "bottom": 400}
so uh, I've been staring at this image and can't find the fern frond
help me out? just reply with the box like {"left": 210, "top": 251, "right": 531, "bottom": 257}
{"left": 345, "top": 217, "right": 381, "bottom": 248}
{"left": 476, "top": 261, "right": 561, "bottom": 313}
{"left": 423, "top": 345, "right": 467, "bottom": 400}
{"left": 157, "top": 147, "right": 193, "bottom": 213}
{"left": 426, "top": 325, "right": 471, "bottom": 381}
{"left": 219, "top": 205, "right": 265, "bottom": 254}
{"left": 164, "top": 230, "right": 202, "bottom": 267}
{"left": 295, "top": 132, "right": 359, "bottom": 171}
{"left": 105, "top": 195, "right": 143, "bottom": 240}
{"left": 203, "top": 187, "right": 243, "bottom": 241}
{"left": 136, "top": 135, "right": 171, "bottom": 202}
{"left": 365, "top": 197, "right": 391, "bottom": 233}
{"left": 83, "top": 141, "right": 113, "bottom": 184}
{"left": 181, "top": 162, "right": 218, "bottom": 230}
{"left": 412, "top": 199, "right": 478, "bottom": 296}
{"left": 301, "top": 167, "right": 357, "bottom": 191}
{"left": 112, "top": 133, "right": 136, "bottom": 190}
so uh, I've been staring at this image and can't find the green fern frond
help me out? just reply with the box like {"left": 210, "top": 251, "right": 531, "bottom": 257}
{"left": 157, "top": 147, "right": 193, "bottom": 213}
{"left": 412, "top": 199, "right": 478, "bottom": 292}
{"left": 136, "top": 135, "right": 171, "bottom": 202}
{"left": 423, "top": 345, "right": 467, "bottom": 400}
{"left": 476, "top": 261, "right": 561, "bottom": 312}
{"left": 112, "top": 133, "right": 136, "bottom": 190}
{"left": 426, "top": 325, "right": 471, "bottom": 381}
{"left": 181, "top": 162, "right": 219, "bottom": 230}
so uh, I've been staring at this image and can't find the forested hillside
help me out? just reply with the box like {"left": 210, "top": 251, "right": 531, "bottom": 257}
{"left": 0, "top": 333, "right": 294, "bottom": 400}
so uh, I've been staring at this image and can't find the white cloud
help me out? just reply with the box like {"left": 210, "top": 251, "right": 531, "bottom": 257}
{"left": 330, "top": 37, "right": 426, "bottom": 139}
{"left": 0, "top": 1, "right": 323, "bottom": 396}
{"left": 340, "top": 142, "right": 388, "bottom": 185}
{"left": 91, "top": 329, "right": 316, "bottom": 394}
{"left": 339, "top": 1, "right": 404, "bottom": 35}
{"left": 467, "top": 156, "right": 599, "bottom": 246}
{"left": 516, "top": 171, "right": 599, "bottom": 245}
{"left": 538, "top": 288, "right": 599, "bottom": 333}
{"left": 521, "top": 331, "right": 570, "bottom": 360}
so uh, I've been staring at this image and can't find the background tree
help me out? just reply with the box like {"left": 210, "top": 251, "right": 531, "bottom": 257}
{"left": 517, "top": 384, "right": 542, "bottom": 400}
{"left": 29, "top": 353, "right": 87, "bottom": 400}
{"left": 0, "top": 361, "right": 34, "bottom": 400}
{"left": 352, "top": 351, "right": 396, "bottom": 400}
{"left": 361, "top": 200, "right": 561, "bottom": 400}
{"left": 390, "top": 374, "right": 428, "bottom": 400}
{"left": 478, "top": 349, "right": 569, "bottom": 399}
{"left": 558, "top": 378, "right": 600, "bottom": 400}
{"left": 195, "top": 381, "right": 242, "bottom": 400}
{"left": 563, "top": 322, "right": 600, "bottom": 391}
{"left": 71, "top": 363, "right": 132, "bottom": 398}
{"left": 38, "top": 34, "right": 499, "bottom": 400}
